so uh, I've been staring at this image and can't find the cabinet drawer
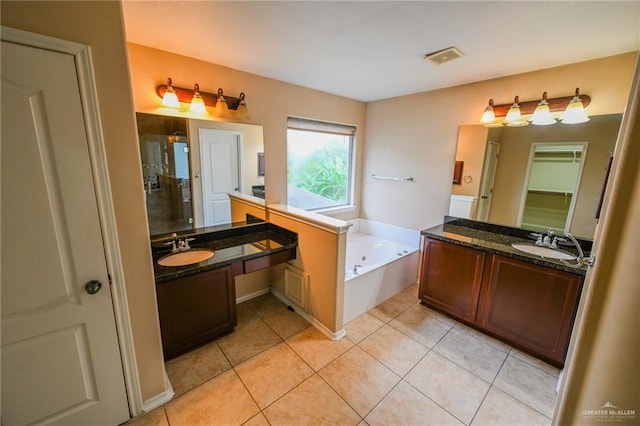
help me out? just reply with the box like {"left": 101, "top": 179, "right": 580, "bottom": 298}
{"left": 244, "top": 248, "right": 295, "bottom": 274}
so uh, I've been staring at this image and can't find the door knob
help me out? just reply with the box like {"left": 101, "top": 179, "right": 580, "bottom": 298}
{"left": 85, "top": 280, "right": 103, "bottom": 295}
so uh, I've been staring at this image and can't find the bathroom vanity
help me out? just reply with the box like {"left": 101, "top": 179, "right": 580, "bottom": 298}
{"left": 420, "top": 217, "right": 588, "bottom": 367}
{"left": 152, "top": 221, "right": 297, "bottom": 359}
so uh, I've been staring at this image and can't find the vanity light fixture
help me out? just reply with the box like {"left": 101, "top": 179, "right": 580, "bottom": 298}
{"left": 213, "top": 88, "right": 230, "bottom": 117}
{"left": 561, "top": 88, "right": 590, "bottom": 124}
{"left": 155, "top": 82, "right": 245, "bottom": 116}
{"left": 504, "top": 96, "right": 529, "bottom": 127}
{"left": 189, "top": 83, "right": 207, "bottom": 113}
{"left": 235, "top": 92, "right": 250, "bottom": 119}
{"left": 480, "top": 90, "right": 591, "bottom": 127}
{"left": 531, "top": 92, "right": 556, "bottom": 126}
{"left": 161, "top": 77, "right": 180, "bottom": 108}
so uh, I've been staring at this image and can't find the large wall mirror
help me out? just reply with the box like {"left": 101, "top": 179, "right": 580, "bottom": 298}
{"left": 136, "top": 113, "right": 265, "bottom": 236}
{"left": 451, "top": 114, "right": 622, "bottom": 239}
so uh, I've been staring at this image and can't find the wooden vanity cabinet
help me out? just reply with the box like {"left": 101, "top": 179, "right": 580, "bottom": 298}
{"left": 419, "top": 238, "right": 582, "bottom": 366}
{"left": 477, "top": 255, "right": 582, "bottom": 364}
{"left": 419, "top": 239, "right": 485, "bottom": 322}
{"left": 157, "top": 266, "right": 237, "bottom": 359}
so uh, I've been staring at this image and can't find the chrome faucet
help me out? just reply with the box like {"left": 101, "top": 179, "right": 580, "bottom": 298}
{"left": 561, "top": 233, "right": 596, "bottom": 269}
{"left": 352, "top": 264, "right": 362, "bottom": 274}
{"left": 164, "top": 236, "right": 196, "bottom": 253}
{"left": 531, "top": 229, "right": 565, "bottom": 248}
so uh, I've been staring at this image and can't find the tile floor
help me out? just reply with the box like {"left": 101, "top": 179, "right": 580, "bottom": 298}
{"left": 126, "top": 284, "right": 559, "bottom": 426}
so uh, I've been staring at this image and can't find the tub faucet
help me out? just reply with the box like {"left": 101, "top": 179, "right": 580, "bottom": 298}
{"left": 353, "top": 264, "right": 362, "bottom": 275}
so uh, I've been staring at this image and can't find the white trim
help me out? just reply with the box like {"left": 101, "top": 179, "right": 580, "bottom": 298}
{"left": 228, "top": 191, "right": 266, "bottom": 208}
{"left": 236, "top": 287, "right": 271, "bottom": 304}
{"left": 76, "top": 46, "right": 144, "bottom": 416}
{"left": 270, "top": 288, "right": 347, "bottom": 340}
{"left": 1, "top": 26, "right": 143, "bottom": 416}
{"left": 141, "top": 372, "right": 174, "bottom": 413}
{"left": 268, "top": 204, "right": 351, "bottom": 234}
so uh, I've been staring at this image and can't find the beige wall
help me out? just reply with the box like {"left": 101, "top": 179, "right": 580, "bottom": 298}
{"left": 126, "top": 43, "right": 367, "bottom": 217}
{"left": 556, "top": 56, "right": 640, "bottom": 425}
{"left": 488, "top": 116, "right": 621, "bottom": 238}
{"left": 364, "top": 53, "right": 637, "bottom": 231}
{"left": 1, "top": 1, "right": 166, "bottom": 401}
{"left": 452, "top": 125, "right": 490, "bottom": 197}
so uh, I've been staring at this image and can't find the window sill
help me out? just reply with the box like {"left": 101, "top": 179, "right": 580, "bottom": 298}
{"left": 313, "top": 204, "right": 357, "bottom": 216}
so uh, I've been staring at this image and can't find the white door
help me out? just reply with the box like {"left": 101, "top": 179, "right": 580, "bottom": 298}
{"left": 200, "top": 129, "right": 240, "bottom": 226}
{"left": 1, "top": 39, "right": 129, "bottom": 425}
{"left": 476, "top": 141, "right": 500, "bottom": 221}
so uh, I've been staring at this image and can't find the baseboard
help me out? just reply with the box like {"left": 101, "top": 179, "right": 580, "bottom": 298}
{"left": 236, "top": 287, "right": 271, "bottom": 304}
{"left": 270, "top": 288, "right": 347, "bottom": 341}
{"left": 141, "top": 371, "right": 174, "bottom": 413}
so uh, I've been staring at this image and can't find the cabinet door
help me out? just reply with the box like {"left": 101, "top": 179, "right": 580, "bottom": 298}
{"left": 478, "top": 255, "right": 582, "bottom": 365}
{"left": 157, "top": 266, "right": 237, "bottom": 359}
{"left": 419, "top": 239, "right": 485, "bottom": 322}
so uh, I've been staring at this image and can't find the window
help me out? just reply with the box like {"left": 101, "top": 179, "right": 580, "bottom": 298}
{"left": 287, "top": 117, "right": 355, "bottom": 211}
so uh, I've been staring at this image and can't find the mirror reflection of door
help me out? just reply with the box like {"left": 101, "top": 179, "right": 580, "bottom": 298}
{"left": 199, "top": 129, "right": 240, "bottom": 226}
{"left": 476, "top": 141, "right": 500, "bottom": 221}
{"left": 518, "top": 142, "right": 588, "bottom": 234}
{"left": 136, "top": 113, "right": 193, "bottom": 235}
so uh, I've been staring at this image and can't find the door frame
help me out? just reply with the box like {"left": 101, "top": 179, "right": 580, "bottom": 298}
{"left": 2, "top": 26, "right": 142, "bottom": 415}
{"left": 476, "top": 140, "right": 500, "bottom": 221}
{"left": 516, "top": 141, "right": 588, "bottom": 234}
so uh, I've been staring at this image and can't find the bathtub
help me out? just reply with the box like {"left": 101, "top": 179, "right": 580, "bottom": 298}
{"left": 343, "top": 219, "right": 420, "bottom": 324}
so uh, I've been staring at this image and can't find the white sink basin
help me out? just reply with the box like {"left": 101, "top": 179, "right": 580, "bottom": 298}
{"left": 511, "top": 243, "right": 576, "bottom": 260}
{"left": 158, "top": 249, "right": 215, "bottom": 267}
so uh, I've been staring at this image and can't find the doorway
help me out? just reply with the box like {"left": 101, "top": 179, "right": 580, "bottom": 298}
{"left": 518, "top": 142, "right": 588, "bottom": 234}
{"left": 477, "top": 140, "right": 500, "bottom": 221}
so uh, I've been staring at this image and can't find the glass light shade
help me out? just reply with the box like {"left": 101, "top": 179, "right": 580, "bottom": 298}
{"left": 235, "top": 104, "right": 250, "bottom": 119}
{"left": 480, "top": 99, "right": 502, "bottom": 127}
{"left": 504, "top": 96, "right": 528, "bottom": 127}
{"left": 214, "top": 100, "right": 229, "bottom": 116}
{"left": 235, "top": 92, "right": 250, "bottom": 119}
{"left": 480, "top": 108, "right": 496, "bottom": 124}
{"left": 162, "top": 86, "right": 180, "bottom": 108}
{"left": 189, "top": 84, "right": 207, "bottom": 113}
{"left": 505, "top": 104, "right": 522, "bottom": 123}
{"left": 562, "top": 97, "right": 590, "bottom": 124}
{"left": 214, "top": 97, "right": 229, "bottom": 117}
{"left": 531, "top": 101, "right": 556, "bottom": 125}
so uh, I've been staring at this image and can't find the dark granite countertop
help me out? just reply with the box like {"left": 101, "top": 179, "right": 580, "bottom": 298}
{"left": 151, "top": 221, "right": 297, "bottom": 283}
{"left": 421, "top": 217, "right": 590, "bottom": 276}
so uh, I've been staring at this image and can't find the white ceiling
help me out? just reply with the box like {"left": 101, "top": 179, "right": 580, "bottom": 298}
{"left": 122, "top": 1, "right": 640, "bottom": 102}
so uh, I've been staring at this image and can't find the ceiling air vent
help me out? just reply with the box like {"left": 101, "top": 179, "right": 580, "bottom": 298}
{"left": 424, "top": 47, "right": 464, "bottom": 65}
